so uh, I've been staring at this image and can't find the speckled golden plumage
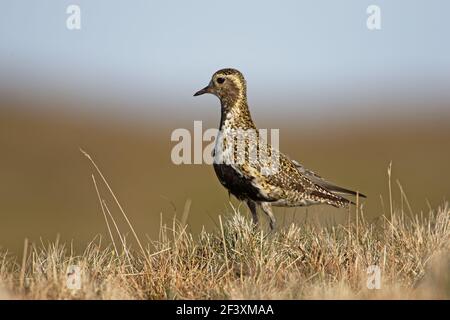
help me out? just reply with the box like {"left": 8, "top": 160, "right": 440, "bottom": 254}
{"left": 194, "top": 68, "right": 365, "bottom": 230}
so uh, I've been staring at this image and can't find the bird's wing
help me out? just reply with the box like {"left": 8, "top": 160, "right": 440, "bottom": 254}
{"left": 291, "top": 159, "right": 366, "bottom": 198}
{"left": 235, "top": 151, "right": 352, "bottom": 207}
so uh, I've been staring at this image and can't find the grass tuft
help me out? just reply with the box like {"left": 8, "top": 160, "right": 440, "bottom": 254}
{"left": 0, "top": 201, "right": 448, "bottom": 299}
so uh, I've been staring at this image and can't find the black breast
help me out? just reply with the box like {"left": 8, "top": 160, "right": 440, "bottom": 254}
{"left": 213, "top": 163, "right": 268, "bottom": 202}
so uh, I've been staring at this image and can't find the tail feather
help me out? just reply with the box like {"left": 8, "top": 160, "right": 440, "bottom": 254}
{"left": 310, "top": 189, "right": 355, "bottom": 207}
{"left": 305, "top": 172, "right": 367, "bottom": 199}
{"left": 291, "top": 158, "right": 367, "bottom": 201}
{"left": 321, "top": 182, "right": 367, "bottom": 199}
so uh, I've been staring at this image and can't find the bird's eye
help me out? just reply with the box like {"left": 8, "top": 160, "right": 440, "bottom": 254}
{"left": 216, "top": 77, "right": 225, "bottom": 84}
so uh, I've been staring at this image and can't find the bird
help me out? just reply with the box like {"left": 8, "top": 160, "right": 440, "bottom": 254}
{"left": 194, "top": 68, "right": 365, "bottom": 230}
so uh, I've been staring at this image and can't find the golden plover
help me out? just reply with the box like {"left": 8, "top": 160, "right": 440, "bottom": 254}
{"left": 194, "top": 68, "right": 365, "bottom": 230}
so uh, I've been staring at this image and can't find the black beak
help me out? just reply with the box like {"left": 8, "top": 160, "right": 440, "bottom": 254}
{"left": 193, "top": 85, "right": 210, "bottom": 97}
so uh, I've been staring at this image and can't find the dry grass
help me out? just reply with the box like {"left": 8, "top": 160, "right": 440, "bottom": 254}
{"left": 0, "top": 153, "right": 449, "bottom": 300}
{"left": 0, "top": 200, "right": 448, "bottom": 300}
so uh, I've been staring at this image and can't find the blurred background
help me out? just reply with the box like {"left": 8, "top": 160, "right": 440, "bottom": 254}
{"left": 1, "top": 0, "right": 449, "bottom": 253}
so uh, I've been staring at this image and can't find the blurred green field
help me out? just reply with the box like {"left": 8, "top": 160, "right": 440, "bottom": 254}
{"left": 1, "top": 99, "right": 449, "bottom": 253}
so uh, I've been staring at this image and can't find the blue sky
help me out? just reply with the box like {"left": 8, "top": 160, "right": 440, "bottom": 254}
{"left": 1, "top": 0, "right": 449, "bottom": 121}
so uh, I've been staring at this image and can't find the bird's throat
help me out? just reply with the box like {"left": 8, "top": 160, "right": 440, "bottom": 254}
{"left": 219, "top": 100, "right": 255, "bottom": 131}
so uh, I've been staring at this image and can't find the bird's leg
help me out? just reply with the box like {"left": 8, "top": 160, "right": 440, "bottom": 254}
{"left": 246, "top": 200, "right": 259, "bottom": 227}
{"left": 260, "top": 202, "right": 276, "bottom": 231}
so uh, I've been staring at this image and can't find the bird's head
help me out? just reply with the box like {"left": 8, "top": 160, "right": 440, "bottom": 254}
{"left": 194, "top": 68, "right": 247, "bottom": 105}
